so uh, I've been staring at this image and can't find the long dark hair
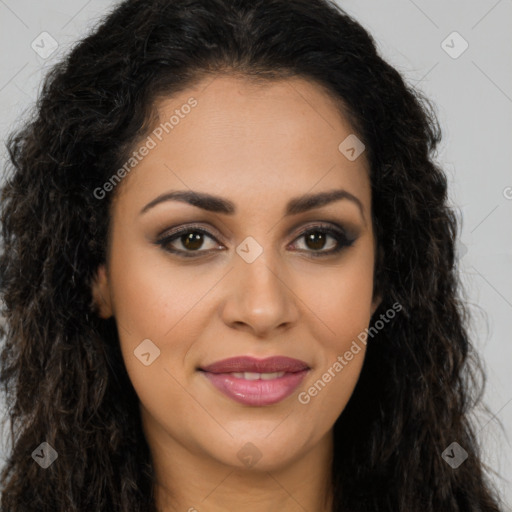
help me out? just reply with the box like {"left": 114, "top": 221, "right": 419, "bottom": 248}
{"left": 0, "top": 0, "right": 504, "bottom": 510}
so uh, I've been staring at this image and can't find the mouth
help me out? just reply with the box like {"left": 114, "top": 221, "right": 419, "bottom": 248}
{"left": 198, "top": 356, "right": 310, "bottom": 406}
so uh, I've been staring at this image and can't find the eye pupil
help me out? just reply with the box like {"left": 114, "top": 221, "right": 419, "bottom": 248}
{"left": 158, "top": 225, "right": 351, "bottom": 258}
{"left": 305, "top": 231, "right": 326, "bottom": 250}
{"left": 182, "top": 232, "right": 204, "bottom": 250}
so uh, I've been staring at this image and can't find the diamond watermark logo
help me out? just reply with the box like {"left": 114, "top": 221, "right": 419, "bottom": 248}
{"left": 32, "top": 442, "right": 58, "bottom": 468}
{"left": 31, "top": 32, "right": 58, "bottom": 59}
{"left": 442, "top": 442, "right": 468, "bottom": 469}
{"left": 237, "top": 442, "right": 262, "bottom": 468}
{"left": 338, "top": 134, "right": 365, "bottom": 161}
{"left": 441, "top": 32, "right": 469, "bottom": 59}
{"left": 236, "top": 236, "right": 263, "bottom": 263}
{"left": 134, "top": 338, "right": 161, "bottom": 366}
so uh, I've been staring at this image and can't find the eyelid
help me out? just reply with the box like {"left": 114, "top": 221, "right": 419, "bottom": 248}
{"left": 156, "top": 222, "right": 225, "bottom": 243}
{"left": 291, "top": 221, "right": 351, "bottom": 239}
{"left": 286, "top": 216, "right": 360, "bottom": 238}
{"left": 287, "top": 223, "right": 355, "bottom": 256}
{"left": 155, "top": 224, "right": 225, "bottom": 255}
{"left": 156, "top": 220, "right": 354, "bottom": 243}
{"left": 155, "top": 220, "right": 357, "bottom": 258}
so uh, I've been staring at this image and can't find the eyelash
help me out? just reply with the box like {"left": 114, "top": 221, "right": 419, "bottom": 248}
{"left": 155, "top": 223, "right": 356, "bottom": 259}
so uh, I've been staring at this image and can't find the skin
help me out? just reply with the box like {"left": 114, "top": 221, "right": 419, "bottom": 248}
{"left": 92, "top": 75, "right": 382, "bottom": 512}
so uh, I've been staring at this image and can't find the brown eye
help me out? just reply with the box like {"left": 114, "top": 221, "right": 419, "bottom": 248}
{"left": 157, "top": 227, "right": 222, "bottom": 257}
{"left": 303, "top": 231, "right": 331, "bottom": 251}
{"left": 290, "top": 225, "right": 355, "bottom": 258}
{"left": 180, "top": 232, "right": 206, "bottom": 251}
{"left": 156, "top": 223, "right": 355, "bottom": 259}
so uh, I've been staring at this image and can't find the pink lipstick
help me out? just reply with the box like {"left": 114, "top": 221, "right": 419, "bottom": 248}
{"left": 199, "top": 356, "right": 310, "bottom": 406}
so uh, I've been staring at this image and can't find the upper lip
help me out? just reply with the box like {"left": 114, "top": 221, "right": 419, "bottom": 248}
{"left": 199, "top": 356, "right": 310, "bottom": 374}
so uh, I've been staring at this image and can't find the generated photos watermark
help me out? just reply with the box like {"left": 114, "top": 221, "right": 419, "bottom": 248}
{"left": 298, "top": 301, "right": 402, "bottom": 405}
{"left": 93, "top": 97, "right": 198, "bottom": 200}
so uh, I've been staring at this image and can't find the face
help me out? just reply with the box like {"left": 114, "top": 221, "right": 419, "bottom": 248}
{"left": 92, "top": 75, "right": 381, "bottom": 474}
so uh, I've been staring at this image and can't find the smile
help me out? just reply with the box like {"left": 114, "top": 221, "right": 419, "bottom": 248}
{"left": 201, "top": 370, "right": 309, "bottom": 406}
{"left": 199, "top": 356, "right": 310, "bottom": 406}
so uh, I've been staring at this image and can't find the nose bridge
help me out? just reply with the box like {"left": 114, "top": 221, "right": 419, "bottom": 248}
{"left": 239, "top": 245, "right": 280, "bottom": 298}
{"left": 221, "top": 233, "right": 298, "bottom": 334}
{"left": 236, "top": 234, "right": 285, "bottom": 307}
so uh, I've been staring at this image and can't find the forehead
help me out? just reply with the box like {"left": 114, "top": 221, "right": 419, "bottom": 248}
{"left": 112, "top": 75, "right": 371, "bottom": 217}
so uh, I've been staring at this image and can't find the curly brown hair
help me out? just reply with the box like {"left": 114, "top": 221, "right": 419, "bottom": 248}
{"left": 0, "top": 0, "right": 505, "bottom": 510}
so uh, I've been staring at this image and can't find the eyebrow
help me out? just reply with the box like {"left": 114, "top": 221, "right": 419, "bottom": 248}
{"left": 140, "top": 188, "right": 365, "bottom": 221}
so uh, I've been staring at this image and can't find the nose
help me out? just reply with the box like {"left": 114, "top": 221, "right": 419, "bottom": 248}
{"left": 220, "top": 247, "right": 300, "bottom": 338}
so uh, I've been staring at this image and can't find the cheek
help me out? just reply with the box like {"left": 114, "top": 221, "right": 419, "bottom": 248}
{"left": 107, "top": 228, "right": 210, "bottom": 340}
{"left": 107, "top": 253, "right": 199, "bottom": 427}
{"left": 293, "top": 240, "right": 374, "bottom": 417}
{"left": 297, "top": 237, "right": 376, "bottom": 345}
{"left": 105, "top": 233, "right": 198, "bottom": 391}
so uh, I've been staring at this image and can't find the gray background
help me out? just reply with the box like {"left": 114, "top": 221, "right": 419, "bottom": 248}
{"left": 0, "top": 0, "right": 511, "bottom": 508}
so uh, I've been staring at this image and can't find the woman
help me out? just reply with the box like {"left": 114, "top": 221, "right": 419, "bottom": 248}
{"left": 0, "top": 0, "right": 504, "bottom": 510}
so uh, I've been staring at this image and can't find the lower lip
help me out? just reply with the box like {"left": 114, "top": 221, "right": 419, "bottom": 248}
{"left": 201, "top": 370, "right": 309, "bottom": 406}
